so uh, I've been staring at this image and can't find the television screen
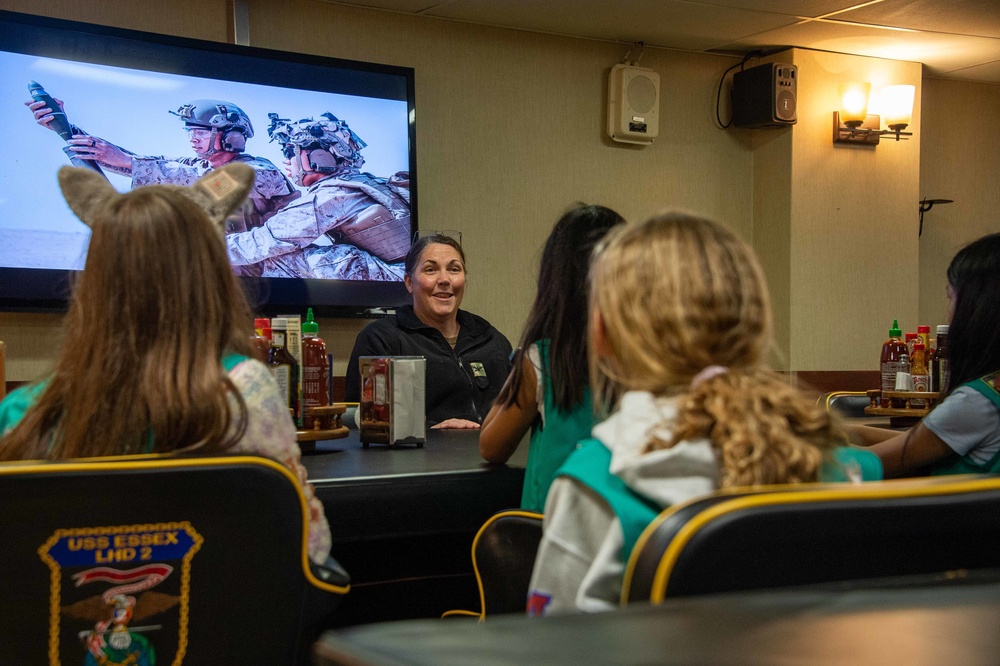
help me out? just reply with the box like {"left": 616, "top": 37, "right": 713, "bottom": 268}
{"left": 0, "top": 10, "right": 416, "bottom": 316}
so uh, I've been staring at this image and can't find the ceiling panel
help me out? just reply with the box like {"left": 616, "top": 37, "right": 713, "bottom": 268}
{"left": 420, "top": 0, "right": 804, "bottom": 52}
{"left": 697, "top": 1, "right": 879, "bottom": 18}
{"left": 837, "top": 0, "right": 1000, "bottom": 39}
{"left": 716, "top": 19, "right": 1000, "bottom": 76}
{"left": 333, "top": 0, "right": 447, "bottom": 12}
{"left": 323, "top": 0, "right": 1000, "bottom": 83}
{"left": 937, "top": 58, "right": 1000, "bottom": 81}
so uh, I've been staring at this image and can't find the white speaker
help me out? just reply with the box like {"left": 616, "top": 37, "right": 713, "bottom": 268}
{"left": 608, "top": 64, "right": 660, "bottom": 145}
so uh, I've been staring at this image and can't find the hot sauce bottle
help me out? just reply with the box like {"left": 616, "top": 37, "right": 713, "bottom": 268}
{"left": 880, "top": 319, "right": 908, "bottom": 407}
{"left": 917, "top": 325, "right": 932, "bottom": 354}
{"left": 910, "top": 341, "right": 929, "bottom": 407}
{"left": 301, "top": 308, "right": 330, "bottom": 412}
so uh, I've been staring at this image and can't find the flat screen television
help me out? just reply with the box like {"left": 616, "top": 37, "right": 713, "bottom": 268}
{"left": 0, "top": 10, "right": 416, "bottom": 316}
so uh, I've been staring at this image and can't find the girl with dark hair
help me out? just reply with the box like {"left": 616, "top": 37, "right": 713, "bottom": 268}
{"left": 0, "top": 164, "right": 331, "bottom": 564}
{"left": 855, "top": 232, "right": 1000, "bottom": 476}
{"left": 479, "top": 204, "right": 625, "bottom": 512}
{"left": 345, "top": 233, "right": 513, "bottom": 428}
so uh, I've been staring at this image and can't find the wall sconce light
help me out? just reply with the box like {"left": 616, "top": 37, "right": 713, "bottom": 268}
{"left": 834, "top": 83, "right": 914, "bottom": 145}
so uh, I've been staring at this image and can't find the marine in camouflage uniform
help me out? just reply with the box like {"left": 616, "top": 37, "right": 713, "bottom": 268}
{"left": 130, "top": 100, "right": 300, "bottom": 238}
{"left": 225, "top": 113, "right": 410, "bottom": 281}
{"left": 34, "top": 99, "right": 300, "bottom": 239}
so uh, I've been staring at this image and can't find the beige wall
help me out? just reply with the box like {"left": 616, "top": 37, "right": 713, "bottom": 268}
{"left": 792, "top": 50, "right": 922, "bottom": 370}
{"left": 0, "top": 0, "right": 997, "bottom": 384}
{"left": 919, "top": 78, "right": 1000, "bottom": 330}
{"left": 749, "top": 49, "right": 922, "bottom": 371}
{"left": 0, "top": 0, "right": 752, "bottom": 382}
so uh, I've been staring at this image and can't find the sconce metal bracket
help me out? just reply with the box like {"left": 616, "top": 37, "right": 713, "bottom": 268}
{"left": 833, "top": 112, "right": 882, "bottom": 145}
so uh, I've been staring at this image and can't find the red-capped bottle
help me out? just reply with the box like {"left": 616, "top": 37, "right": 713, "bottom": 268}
{"left": 917, "top": 325, "right": 932, "bottom": 356}
{"left": 249, "top": 317, "right": 271, "bottom": 363}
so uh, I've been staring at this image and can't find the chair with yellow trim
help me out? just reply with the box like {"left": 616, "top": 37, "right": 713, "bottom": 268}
{"left": 623, "top": 475, "right": 1000, "bottom": 604}
{"left": 0, "top": 454, "right": 349, "bottom": 665}
{"left": 821, "top": 390, "right": 872, "bottom": 419}
{"left": 442, "top": 509, "right": 544, "bottom": 620}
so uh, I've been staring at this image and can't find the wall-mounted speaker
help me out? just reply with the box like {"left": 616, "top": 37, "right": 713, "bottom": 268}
{"left": 608, "top": 64, "right": 660, "bottom": 145}
{"left": 732, "top": 62, "right": 797, "bottom": 129}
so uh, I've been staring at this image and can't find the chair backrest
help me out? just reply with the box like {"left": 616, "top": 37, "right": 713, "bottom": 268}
{"left": 623, "top": 475, "right": 1000, "bottom": 603}
{"left": 821, "top": 391, "right": 873, "bottom": 419}
{"left": 0, "top": 454, "right": 349, "bottom": 665}
{"left": 442, "top": 510, "right": 543, "bottom": 619}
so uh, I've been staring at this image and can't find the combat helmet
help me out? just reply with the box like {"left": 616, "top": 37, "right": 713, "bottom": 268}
{"left": 266, "top": 112, "right": 366, "bottom": 174}
{"left": 170, "top": 100, "right": 254, "bottom": 153}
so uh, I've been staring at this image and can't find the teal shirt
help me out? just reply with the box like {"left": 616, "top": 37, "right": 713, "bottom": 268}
{"left": 521, "top": 339, "right": 596, "bottom": 513}
{"left": 0, "top": 353, "right": 249, "bottom": 447}
{"left": 557, "top": 439, "right": 883, "bottom": 561}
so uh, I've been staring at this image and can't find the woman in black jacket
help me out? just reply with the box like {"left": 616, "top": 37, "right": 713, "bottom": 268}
{"left": 346, "top": 234, "right": 512, "bottom": 428}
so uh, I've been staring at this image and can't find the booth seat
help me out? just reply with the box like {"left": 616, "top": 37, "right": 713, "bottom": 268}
{"left": 623, "top": 474, "right": 1000, "bottom": 603}
{"left": 0, "top": 454, "right": 349, "bottom": 665}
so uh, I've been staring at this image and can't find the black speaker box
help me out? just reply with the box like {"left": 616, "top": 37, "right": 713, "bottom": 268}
{"left": 732, "top": 62, "right": 797, "bottom": 128}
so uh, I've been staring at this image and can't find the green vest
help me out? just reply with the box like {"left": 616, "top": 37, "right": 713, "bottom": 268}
{"left": 557, "top": 439, "right": 882, "bottom": 561}
{"left": 931, "top": 371, "right": 1000, "bottom": 476}
{"left": 556, "top": 439, "right": 662, "bottom": 562}
{"left": 520, "top": 340, "right": 596, "bottom": 513}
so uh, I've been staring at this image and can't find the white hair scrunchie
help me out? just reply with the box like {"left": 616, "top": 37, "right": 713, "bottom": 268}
{"left": 691, "top": 365, "right": 728, "bottom": 388}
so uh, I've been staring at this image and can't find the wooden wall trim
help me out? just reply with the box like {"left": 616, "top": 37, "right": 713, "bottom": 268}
{"left": 6, "top": 374, "right": 871, "bottom": 407}
{"left": 787, "top": 371, "right": 880, "bottom": 394}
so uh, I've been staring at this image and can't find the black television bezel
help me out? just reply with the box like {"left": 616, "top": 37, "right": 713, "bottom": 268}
{"left": 0, "top": 10, "right": 416, "bottom": 318}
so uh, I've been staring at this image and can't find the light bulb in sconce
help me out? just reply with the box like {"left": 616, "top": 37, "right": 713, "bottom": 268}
{"left": 880, "top": 84, "right": 915, "bottom": 130}
{"left": 834, "top": 81, "right": 914, "bottom": 145}
{"left": 838, "top": 82, "right": 871, "bottom": 128}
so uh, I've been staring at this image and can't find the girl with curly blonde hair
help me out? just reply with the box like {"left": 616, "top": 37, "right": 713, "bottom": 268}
{"left": 527, "top": 211, "right": 880, "bottom": 616}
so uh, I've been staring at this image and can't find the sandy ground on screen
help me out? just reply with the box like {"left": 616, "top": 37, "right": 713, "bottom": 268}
{"left": 0, "top": 229, "right": 87, "bottom": 270}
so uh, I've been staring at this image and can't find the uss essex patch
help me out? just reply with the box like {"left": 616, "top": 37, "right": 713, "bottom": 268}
{"left": 39, "top": 521, "right": 203, "bottom": 666}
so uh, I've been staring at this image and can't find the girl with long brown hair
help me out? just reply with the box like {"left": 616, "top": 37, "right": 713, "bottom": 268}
{"left": 0, "top": 164, "right": 331, "bottom": 563}
{"left": 527, "top": 211, "right": 880, "bottom": 615}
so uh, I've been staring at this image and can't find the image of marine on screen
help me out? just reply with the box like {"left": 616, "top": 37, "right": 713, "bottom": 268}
{"left": 224, "top": 113, "right": 410, "bottom": 281}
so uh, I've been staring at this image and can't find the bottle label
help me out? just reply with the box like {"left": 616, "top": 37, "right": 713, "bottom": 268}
{"left": 375, "top": 374, "right": 387, "bottom": 406}
{"left": 881, "top": 361, "right": 908, "bottom": 393}
{"left": 271, "top": 364, "right": 291, "bottom": 407}
{"left": 273, "top": 331, "right": 286, "bottom": 347}
{"left": 912, "top": 373, "right": 929, "bottom": 406}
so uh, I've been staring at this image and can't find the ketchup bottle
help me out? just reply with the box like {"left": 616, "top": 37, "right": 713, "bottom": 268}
{"left": 301, "top": 308, "right": 330, "bottom": 411}
{"left": 880, "top": 319, "right": 908, "bottom": 407}
{"left": 249, "top": 317, "right": 271, "bottom": 363}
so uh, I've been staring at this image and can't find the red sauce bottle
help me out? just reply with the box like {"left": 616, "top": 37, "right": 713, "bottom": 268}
{"left": 301, "top": 308, "right": 330, "bottom": 410}
{"left": 880, "top": 319, "right": 908, "bottom": 407}
{"left": 249, "top": 317, "right": 271, "bottom": 363}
